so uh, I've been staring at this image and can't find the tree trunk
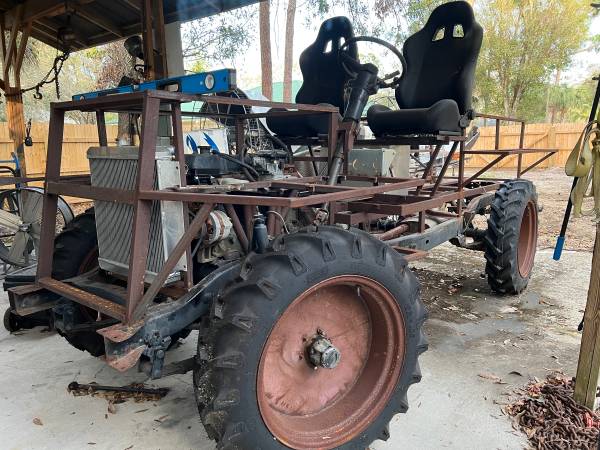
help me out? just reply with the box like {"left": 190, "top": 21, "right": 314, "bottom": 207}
{"left": 283, "top": 0, "right": 297, "bottom": 103}
{"left": 548, "top": 69, "right": 561, "bottom": 124}
{"left": 117, "top": 55, "right": 138, "bottom": 145}
{"left": 259, "top": 1, "right": 273, "bottom": 100}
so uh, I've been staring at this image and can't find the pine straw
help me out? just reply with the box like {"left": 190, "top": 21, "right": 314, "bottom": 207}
{"left": 504, "top": 373, "right": 600, "bottom": 450}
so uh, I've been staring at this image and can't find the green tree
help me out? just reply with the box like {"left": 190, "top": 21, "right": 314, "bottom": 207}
{"left": 475, "top": 0, "right": 591, "bottom": 118}
{"left": 283, "top": 0, "right": 297, "bottom": 103}
{"left": 182, "top": 6, "right": 256, "bottom": 65}
{"left": 15, "top": 39, "right": 98, "bottom": 124}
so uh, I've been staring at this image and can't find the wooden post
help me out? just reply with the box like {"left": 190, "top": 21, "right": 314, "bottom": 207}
{"left": 574, "top": 224, "right": 600, "bottom": 408}
{"left": 0, "top": 9, "right": 29, "bottom": 177}
{"left": 141, "top": 0, "right": 167, "bottom": 81}
{"left": 547, "top": 125, "right": 557, "bottom": 167}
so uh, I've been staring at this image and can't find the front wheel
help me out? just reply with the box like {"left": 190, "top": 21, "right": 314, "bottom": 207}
{"left": 485, "top": 179, "right": 538, "bottom": 294}
{"left": 194, "top": 225, "right": 427, "bottom": 449}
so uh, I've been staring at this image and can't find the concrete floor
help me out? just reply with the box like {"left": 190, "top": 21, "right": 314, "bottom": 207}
{"left": 0, "top": 245, "right": 590, "bottom": 450}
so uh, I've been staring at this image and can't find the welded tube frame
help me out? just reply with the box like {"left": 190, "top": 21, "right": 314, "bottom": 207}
{"left": 31, "top": 90, "right": 559, "bottom": 331}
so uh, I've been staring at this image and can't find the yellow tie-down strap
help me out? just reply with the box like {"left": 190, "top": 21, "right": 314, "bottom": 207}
{"left": 566, "top": 119, "right": 600, "bottom": 220}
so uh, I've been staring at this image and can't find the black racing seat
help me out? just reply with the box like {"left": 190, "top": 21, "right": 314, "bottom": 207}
{"left": 266, "top": 16, "right": 357, "bottom": 137}
{"left": 367, "top": 1, "right": 483, "bottom": 137}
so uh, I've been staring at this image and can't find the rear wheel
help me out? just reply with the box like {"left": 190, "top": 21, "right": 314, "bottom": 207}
{"left": 485, "top": 180, "right": 538, "bottom": 294}
{"left": 52, "top": 210, "right": 105, "bottom": 356}
{"left": 4, "top": 308, "right": 21, "bottom": 332}
{"left": 194, "top": 225, "right": 427, "bottom": 449}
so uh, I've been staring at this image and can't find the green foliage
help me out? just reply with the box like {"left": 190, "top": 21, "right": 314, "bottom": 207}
{"left": 475, "top": 0, "right": 591, "bottom": 117}
{"left": 2, "top": 39, "right": 98, "bottom": 124}
{"left": 188, "top": 59, "right": 208, "bottom": 73}
{"left": 305, "top": 0, "right": 371, "bottom": 34}
{"left": 182, "top": 5, "right": 257, "bottom": 65}
{"left": 373, "top": 0, "right": 444, "bottom": 44}
{"left": 548, "top": 78, "right": 598, "bottom": 122}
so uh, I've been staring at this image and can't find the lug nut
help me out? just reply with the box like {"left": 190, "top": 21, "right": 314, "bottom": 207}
{"left": 308, "top": 335, "right": 341, "bottom": 369}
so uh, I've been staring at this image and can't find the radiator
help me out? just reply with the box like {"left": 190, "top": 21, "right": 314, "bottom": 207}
{"left": 87, "top": 146, "right": 186, "bottom": 284}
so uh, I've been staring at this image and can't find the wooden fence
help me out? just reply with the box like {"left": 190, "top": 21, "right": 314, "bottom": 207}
{"left": 0, "top": 121, "right": 587, "bottom": 177}
{"left": 0, "top": 122, "right": 116, "bottom": 177}
{"left": 469, "top": 122, "right": 585, "bottom": 169}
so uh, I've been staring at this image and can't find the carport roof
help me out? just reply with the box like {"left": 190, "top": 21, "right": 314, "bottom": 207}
{"left": 0, "top": 0, "right": 262, "bottom": 51}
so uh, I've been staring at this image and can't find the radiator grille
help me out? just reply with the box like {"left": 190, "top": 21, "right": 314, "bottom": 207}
{"left": 88, "top": 146, "right": 185, "bottom": 284}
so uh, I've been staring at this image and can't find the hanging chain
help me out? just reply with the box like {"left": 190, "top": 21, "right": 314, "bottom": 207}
{"left": 4, "top": 50, "right": 70, "bottom": 100}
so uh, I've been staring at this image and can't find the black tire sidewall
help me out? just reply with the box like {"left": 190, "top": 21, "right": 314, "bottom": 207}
{"left": 485, "top": 180, "right": 538, "bottom": 294}
{"left": 202, "top": 226, "right": 425, "bottom": 449}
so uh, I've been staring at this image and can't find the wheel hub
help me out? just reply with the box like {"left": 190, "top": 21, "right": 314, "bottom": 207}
{"left": 308, "top": 333, "right": 341, "bottom": 369}
{"left": 257, "top": 275, "right": 406, "bottom": 449}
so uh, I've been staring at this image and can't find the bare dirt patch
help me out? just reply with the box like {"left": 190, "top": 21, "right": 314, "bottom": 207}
{"left": 472, "top": 168, "right": 595, "bottom": 252}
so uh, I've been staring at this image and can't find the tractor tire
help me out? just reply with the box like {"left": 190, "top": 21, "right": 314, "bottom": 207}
{"left": 4, "top": 308, "right": 21, "bottom": 332}
{"left": 194, "top": 225, "right": 427, "bottom": 450}
{"left": 52, "top": 210, "right": 106, "bottom": 357}
{"left": 485, "top": 179, "right": 538, "bottom": 295}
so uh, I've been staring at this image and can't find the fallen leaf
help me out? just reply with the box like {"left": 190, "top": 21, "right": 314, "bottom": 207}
{"left": 478, "top": 372, "right": 506, "bottom": 384}
{"left": 33, "top": 417, "right": 43, "bottom": 426}
{"left": 154, "top": 414, "right": 169, "bottom": 423}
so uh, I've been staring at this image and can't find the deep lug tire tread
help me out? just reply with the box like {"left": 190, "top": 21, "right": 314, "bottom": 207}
{"left": 194, "top": 225, "right": 427, "bottom": 449}
{"left": 484, "top": 180, "right": 538, "bottom": 295}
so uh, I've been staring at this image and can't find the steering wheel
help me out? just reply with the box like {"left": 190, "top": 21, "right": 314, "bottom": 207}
{"left": 339, "top": 36, "right": 407, "bottom": 89}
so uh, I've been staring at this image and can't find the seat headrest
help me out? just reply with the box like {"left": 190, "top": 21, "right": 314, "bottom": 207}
{"left": 426, "top": 1, "right": 478, "bottom": 31}
{"left": 314, "top": 16, "right": 355, "bottom": 51}
{"left": 295, "top": 16, "right": 357, "bottom": 112}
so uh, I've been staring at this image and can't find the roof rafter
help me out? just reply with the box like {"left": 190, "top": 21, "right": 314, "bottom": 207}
{"left": 73, "top": 4, "right": 125, "bottom": 37}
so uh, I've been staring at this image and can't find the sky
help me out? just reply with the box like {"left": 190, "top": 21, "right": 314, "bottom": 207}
{"left": 187, "top": 1, "right": 600, "bottom": 91}
{"left": 188, "top": 1, "right": 410, "bottom": 90}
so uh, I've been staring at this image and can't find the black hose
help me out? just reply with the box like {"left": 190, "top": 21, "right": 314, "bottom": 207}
{"left": 210, "top": 151, "right": 260, "bottom": 181}
{"left": 268, "top": 133, "right": 294, "bottom": 162}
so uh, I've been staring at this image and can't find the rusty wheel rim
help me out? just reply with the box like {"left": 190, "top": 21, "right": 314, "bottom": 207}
{"left": 517, "top": 200, "right": 537, "bottom": 278}
{"left": 257, "top": 275, "right": 405, "bottom": 449}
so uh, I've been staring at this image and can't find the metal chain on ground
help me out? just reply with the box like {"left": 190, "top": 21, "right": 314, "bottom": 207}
{"left": 505, "top": 373, "right": 599, "bottom": 450}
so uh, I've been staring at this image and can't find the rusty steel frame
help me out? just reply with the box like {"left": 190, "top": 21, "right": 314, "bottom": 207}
{"left": 28, "top": 89, "right": 557, "bottom": 331}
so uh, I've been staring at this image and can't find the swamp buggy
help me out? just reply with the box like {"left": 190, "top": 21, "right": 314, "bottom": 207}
{"left": 5, "top": 2, "right": 556, "bottom": 449}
